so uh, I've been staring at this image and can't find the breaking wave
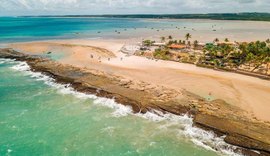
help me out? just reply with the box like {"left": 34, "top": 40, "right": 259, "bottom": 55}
{"left": 6, "top": 59, "right": 243, "bottom": 156}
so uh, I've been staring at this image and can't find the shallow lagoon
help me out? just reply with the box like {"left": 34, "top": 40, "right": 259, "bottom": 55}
{"left": 1, "top": 17, "right": 270, "bottom": 43}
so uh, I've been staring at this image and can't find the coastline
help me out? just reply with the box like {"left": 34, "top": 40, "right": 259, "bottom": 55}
{"left": 8, "top": 39, "right": 270, "bottom": 122}
{"left": 1, "top": 48, "right": 269, "bottom": 156}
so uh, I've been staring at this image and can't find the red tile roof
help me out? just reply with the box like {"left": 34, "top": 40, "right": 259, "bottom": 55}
{"left": 168, "top": 44, "right": 186, "bottom": 49}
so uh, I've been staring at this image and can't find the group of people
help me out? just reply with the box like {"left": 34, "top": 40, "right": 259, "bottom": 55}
{"left": 90, "top": 54, "right": 123, "bottom": 62}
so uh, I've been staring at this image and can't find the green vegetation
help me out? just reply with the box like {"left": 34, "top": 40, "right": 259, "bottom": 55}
{"left": 185, "top": 33, "right": 191, "bottom": 41}
{"left": 238, "top": 41, "right": 270, "bottom": 72}
{"left": 143, "top": 40, "right": 155, "bottom": 46}
{"left": 214, "top": 38, "right": 219, "bottom": 43}
{"left": 182, "top": 41, "right": 186, "bottom": 45}
{"left": 202, "top": 40, "right": 270, "bottom": 73}
{"left": 153, "top": 48, "right": 170, "bottom": 60}
{"left": 139, "top": 37, "right": 270, "bottom": 76}
{"left": 167, "top": 40, "right": 178, "bottom": 45}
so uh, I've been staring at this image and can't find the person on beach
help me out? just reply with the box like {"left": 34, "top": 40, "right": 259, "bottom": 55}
{"left": 208, "top": 92, "right": 212, "bottom": 100}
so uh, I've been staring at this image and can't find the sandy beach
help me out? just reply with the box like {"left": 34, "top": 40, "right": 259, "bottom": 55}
{"left": 9, "top": 39, "right": 270, "bottom": 122}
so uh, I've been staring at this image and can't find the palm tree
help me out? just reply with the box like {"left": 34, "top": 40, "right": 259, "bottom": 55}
{"left": 193, "top": 40, "right": 199, "bottom": 48}
{"left": 185, "top": 33, "right": 191, "bottom": 41}
{"left": 168, "top": 35, "right": 173, "bottom": 40}
{"left": 161, "top": 36, "right": 165, "bottom": 42}
{"left": 214, "top": 38, "right": 219, "bottom": 43}
{"left": 225, "top": 38, "right": 229, "bottom": 42}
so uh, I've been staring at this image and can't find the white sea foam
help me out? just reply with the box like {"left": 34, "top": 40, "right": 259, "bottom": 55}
{"left": 7, "top": 149, "right": 12, "bottom": 153}
{"left": 9, "top": 60, "right": 243, "bottom": 156}
{"left": 137, "top": 110, "right": 242, "bottom": 156}
{"left": 9, "top": 60, "right": 133, "bottom": 117}
{"left": 0, "top": 58, "right": 16, "bottom": 65}
{"left": 11, "top": 62, "right": 31, "bottom": 72}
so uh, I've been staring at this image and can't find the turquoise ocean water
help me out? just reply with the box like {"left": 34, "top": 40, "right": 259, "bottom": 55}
{"left": 0, "top": 17, "right": 156, "bottom": 42}
{"left": 0, "top": 59, "right": 241, "bottom": 156}
{"left": 0, "top": 17, "right": 244, "bottom": 156}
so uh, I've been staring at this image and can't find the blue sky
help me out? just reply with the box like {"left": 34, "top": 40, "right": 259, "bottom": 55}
{"left": 0, "top": 0, "right": 269, "bottom": 16}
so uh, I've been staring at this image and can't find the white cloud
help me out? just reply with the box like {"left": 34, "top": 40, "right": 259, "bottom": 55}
{"left": 0, "top": 0, "right": 269, "bottom": 16}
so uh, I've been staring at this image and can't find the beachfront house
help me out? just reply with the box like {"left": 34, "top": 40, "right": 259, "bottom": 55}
{"left": 168, "top": 44, "right": 186, "bottom": 50}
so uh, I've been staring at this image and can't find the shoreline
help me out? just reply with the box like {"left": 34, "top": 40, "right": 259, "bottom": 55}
{"left": 1, "top": 48, "right": 269, "bottom": 156}
{"left": 7, "top": 39, "right": 270, "bottom": 122}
